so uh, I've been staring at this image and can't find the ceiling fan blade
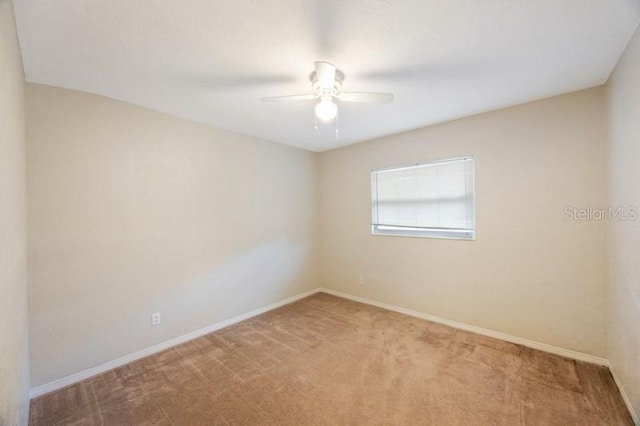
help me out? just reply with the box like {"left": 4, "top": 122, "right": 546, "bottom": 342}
{"left": 337, "top": 92, "right": 394, "bottom": 104}
{"left": 261, "top": 94, "right": 318, "bottom": 102}
{"left": 315, "top": 62, "right": 336, "bottom": 90}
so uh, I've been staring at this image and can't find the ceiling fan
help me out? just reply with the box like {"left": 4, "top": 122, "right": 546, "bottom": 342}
{"left": 261, "top": 62, "right": 394, "bottom": 122}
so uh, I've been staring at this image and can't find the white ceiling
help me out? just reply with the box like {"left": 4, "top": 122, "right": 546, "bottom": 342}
{"left": 14, "top": 0, "right": 640, "bottom": 152}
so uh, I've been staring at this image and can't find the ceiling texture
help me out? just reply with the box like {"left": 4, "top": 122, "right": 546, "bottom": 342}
{"left": 13, "top": 0, "right": 640, "bottom": 151}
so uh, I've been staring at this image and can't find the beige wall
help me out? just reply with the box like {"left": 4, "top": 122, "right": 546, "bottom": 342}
{"left": 26, "top": 84, "right": 318, "bottom": 387}
{"left": 0, "top": 0, "right": 30, "bottom": 424}
{"left": 319, "top": 87, "right": 607, "bottom": 357}
{"left": 606, "top": 24, "right": 640, "bottom": 420}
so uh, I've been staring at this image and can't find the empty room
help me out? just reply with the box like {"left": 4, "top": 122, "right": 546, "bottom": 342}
{"left": 2, "top": 0, "right": 640, "bottom": 424}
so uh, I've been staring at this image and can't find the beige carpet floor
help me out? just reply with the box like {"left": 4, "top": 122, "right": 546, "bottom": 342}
{"left": 30, "top": 292, "right": 634, "bottom": 425}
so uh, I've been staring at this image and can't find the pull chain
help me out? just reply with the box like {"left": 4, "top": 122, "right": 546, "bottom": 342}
{"left": 314, "top": 114, "right": 318, "bottom": 130}
{"left": 335, "top": 109, "right": 340, "bottom": 141}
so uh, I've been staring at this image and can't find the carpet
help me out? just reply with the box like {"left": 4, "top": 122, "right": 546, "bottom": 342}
{"left": 29, "top": 292, "right": 634, "bottom": 425}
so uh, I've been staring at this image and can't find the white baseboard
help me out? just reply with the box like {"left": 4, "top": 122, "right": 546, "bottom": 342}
{"left": 29, "top": 288, "right": 323, "bottom": 399}
{"left": 319, "top": 288, "right": 610, "bottom": 366}
{"left": 610, "top": 369, "right": 639, "bottom": 425}
{"left": 30, "top": 286, "right": 616, "bottom": 403}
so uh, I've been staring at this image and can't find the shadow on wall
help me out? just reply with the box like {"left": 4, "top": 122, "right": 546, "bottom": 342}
{"left": 159, "top": 236, "right": 310, "bottom": 325}
{"left": 30, "top": 235, "right": 313, "bottom": 387}
{"left": 91, "top": 235, "right": 312, "bottom": 352}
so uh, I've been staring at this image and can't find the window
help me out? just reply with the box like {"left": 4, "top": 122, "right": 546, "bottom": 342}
{"left": 371, "top": 157, "right": 475, "bottom": 239}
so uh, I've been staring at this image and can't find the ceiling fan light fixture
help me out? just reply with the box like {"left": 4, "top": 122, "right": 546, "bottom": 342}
{"left": 315, "top": 98, "right": 338, "bottom": 122}
{"left": 261, "top": 61, "right": 393, "bottom": 125}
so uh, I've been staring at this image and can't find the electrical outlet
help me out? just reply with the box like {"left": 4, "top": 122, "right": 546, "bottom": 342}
{"left": 151, "top": 312, "right": 161, "bottom": 326}
{"left": 359, "top": 275, "right": 365, "bottom": 285}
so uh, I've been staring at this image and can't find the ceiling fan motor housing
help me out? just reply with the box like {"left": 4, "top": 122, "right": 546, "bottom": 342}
{"left": 310, "top": 69, "right": 345, "bottom": 97}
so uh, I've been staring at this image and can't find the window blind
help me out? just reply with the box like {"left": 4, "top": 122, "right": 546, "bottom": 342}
{"left": 371, "top": 157, "right": 475, "bottom": 239}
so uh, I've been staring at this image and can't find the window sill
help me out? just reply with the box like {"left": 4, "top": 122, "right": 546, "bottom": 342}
{"left": 371, "top": 226, "right": 475, "bottom": 240}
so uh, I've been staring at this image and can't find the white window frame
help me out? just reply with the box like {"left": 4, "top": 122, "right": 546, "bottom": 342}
{"left": 371, "top": 157, "right": 476, "bottom": 240}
